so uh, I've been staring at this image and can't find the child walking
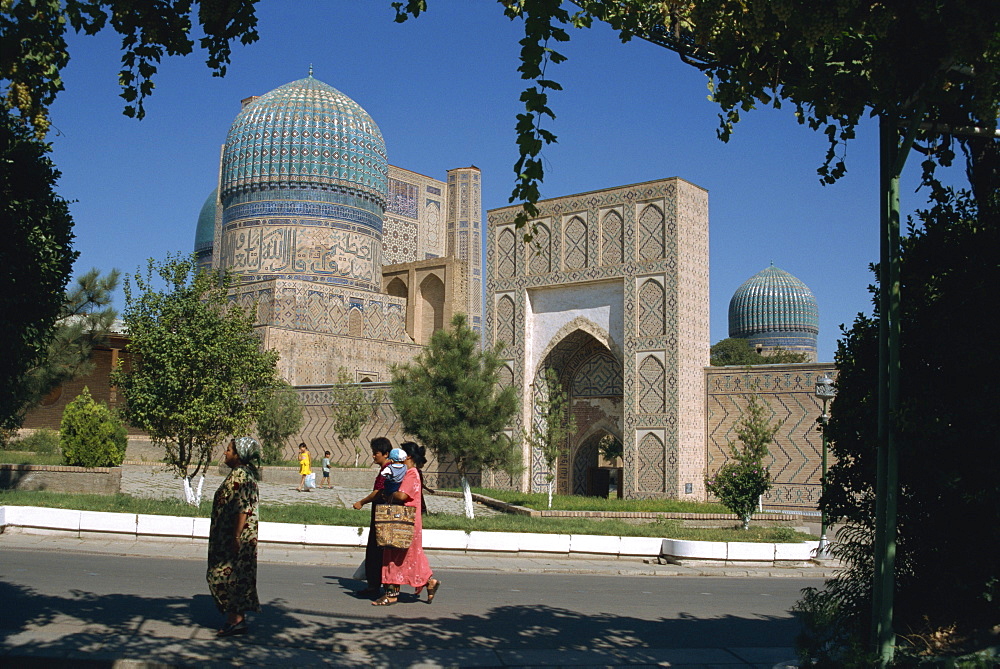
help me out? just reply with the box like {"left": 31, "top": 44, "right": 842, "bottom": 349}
{"left": 320, "top": 450, "right": 332, "bottom": 488}
{"left": 296, "top": 442, "right": 312, "bottom": 492}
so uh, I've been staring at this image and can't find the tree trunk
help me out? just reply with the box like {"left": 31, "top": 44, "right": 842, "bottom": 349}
{"left": 548, "top": 480, "right": 554, "bottom": 509}
{"left": 742, "top": 514, "right": 751, "bottom": 530}
{"left": 182, "top": 474, "right": 205, "bottom": 506}
{"left": 461, "top": 476, "right": 475, "bottom": 519}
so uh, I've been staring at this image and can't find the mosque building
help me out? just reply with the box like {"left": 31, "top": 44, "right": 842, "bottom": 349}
{"left": 727, "top": 263, "right": 819, "bottom": 362}
{"left": 22, "top": 75, "right": 836, "bottom": 509}
{"left": 193, "top": 73, "right": 482, "bottom": 385}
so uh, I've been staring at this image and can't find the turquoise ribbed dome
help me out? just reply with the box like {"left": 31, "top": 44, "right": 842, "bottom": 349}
{"left": 194, "top": 189, "right": 217, "bottom": 253}
{"left": 220, "top": 75, "right": 388, "bottom": 208}
{"left": 729, "top": 264, "right": 819, "bottom": 339}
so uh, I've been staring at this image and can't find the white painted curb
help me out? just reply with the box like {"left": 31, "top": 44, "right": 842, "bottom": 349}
{"left": 0, "top": 506, "right": 815, "bottom": 561}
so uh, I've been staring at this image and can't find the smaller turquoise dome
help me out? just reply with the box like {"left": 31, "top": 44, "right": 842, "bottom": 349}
{"left": 729, "top": 264, "right": 818, "bottom": 358}
{"left": 195, "top": 189, "right": 217, "bottom": 253}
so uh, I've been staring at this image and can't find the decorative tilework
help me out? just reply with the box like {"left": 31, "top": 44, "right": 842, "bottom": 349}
{"left": 564, "top": 216, "right": 587, "bottom": 270}
{"left": 496, "top": 295, "right": 515, "bottom": 353}
{"left": 601, "top": 209, "right": 623, "bottom": 265}
{"left": 498, "top": 228, "right": 516, "bottom": 279}
{"left": 638, "top": 355, "right": 665, "bottom": 414}
{"left": 638, "top": 279, "right": 665, "bottom": 336}
{"left": 529, "top": 224, "right": 551, "bottom": 275}
{"left": 638, "top": 204, "right": 665, "bottom": 261}
{"left": 221, "top": 76, "right": 387, "bottom": 208}
{"left": 637, "top": 432, "right": 665, "bottom": 492}
{"left": 387, "top": 178, "right": 418, "bottom": 218}
{"left": 571, "top": 353, "right": 622, "bottom": 396}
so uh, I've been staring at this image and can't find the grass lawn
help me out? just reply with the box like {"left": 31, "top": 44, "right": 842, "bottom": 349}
{"left": 0, "top": 489, "right": 814, "bottom": 542}
{"left": 461, "top": 487, "right": 731, "bottom": 514}
{"left": 0, "top": 452, "right": 66, "bottom": 466}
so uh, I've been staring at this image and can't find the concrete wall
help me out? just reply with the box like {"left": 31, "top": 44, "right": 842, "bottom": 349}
{"left": 0, "top": 464, "right": 122, "bottom": 494}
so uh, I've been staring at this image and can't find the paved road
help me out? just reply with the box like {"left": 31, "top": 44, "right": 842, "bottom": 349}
{"left": 0, "top": 543, "right": 818, "bottom": 667}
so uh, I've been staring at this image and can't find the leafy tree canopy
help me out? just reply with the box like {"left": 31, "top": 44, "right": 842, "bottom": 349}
{"left": 1, "top": 0, "right": 260, "bottom": 136}
{"left": 113, "top": 255, "right": 278, "bottom": 487}
{"left": 710, "top": 337, "right": 808, "bottom": 366}
{"left": 395, "top": 1, "right": 1000, "bottom": 226}
{"left": 256, "top": 379, "right": 303, "bottom": 466}
{"left": 0, "top": 108, "right": 77, "bottom": 436}
{"left": 799, "top": 183, "right": 1000, "bottom": 660}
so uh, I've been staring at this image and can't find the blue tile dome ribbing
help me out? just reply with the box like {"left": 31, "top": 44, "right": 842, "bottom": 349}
{"left": 728, "top": 264, "right": 819, "bottom": 339}
{"left": 194, "top": 189, "right": 217, "bottom": 253}
{"left": 220, "top": 75, "right": 388, "bottom": 208}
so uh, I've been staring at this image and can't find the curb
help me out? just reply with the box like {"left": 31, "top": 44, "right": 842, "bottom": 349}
{"left": 0, "top": 505, "right": 835, "bottom": 567}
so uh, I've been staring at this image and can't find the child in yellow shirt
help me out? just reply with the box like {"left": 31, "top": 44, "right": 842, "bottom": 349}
{"left": 296, "top": 442, "right": 312, "bottom": 492}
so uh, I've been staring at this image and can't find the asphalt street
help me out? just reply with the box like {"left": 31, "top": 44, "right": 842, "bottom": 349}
{"left": 0, "top": 542, "right": 821, "bottom": 667}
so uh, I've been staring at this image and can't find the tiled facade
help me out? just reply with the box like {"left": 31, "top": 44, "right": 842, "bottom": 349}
{"left": 485, "top": 178, "right": 711, "bottom": 500}
{"left": 705, "top": 363, "right": 837, "bottom": 510}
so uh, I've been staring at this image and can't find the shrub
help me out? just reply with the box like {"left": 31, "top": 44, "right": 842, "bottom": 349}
{"left": 13, "top": 428, "right": 61, "bottom": 454}
{"left": 60, "top": 387, "right": 127, "bottom": 467}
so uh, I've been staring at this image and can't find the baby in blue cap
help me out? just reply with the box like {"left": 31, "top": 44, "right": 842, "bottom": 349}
{"left": 380, "top": 447, "right": 408, "bottom": 496}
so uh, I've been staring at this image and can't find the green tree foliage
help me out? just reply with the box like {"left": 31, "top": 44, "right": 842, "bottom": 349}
{"left": 390, "top": 313, "right": 520, "bottom": 518}
{"left": 113, "top": 255, "right": 278, "bottom": 502}
{"left": 705, "top": 394, "right": 780, "bottom": 529}
{"left": 710, "top": 338, "right": 808, "bottom": 366}
{"left": 256, "top": 380, "right": 303, "bottom": 466}
{"left": 330, "top": 368, "right": 379, "bottom": 467}
{"left": 395, "top": 1, "right": 1000, "bottom": 224}
{"left": 525, "top": 367, "right": 575, "bottom": 509}
{"left": 11, "top": 268, "right": 120, "bottom": 424}
{"left": 59, "top": 386, "right": 127, "bottom": 467}
{"left": 1, "top": 0, "right": 260, "bottom": 137}
{"left": 796, "top": 184, "right": 1000, "bottom": 661}
{"left": 0, "top": 111, "right": 77, "bottom": 440}
{"left": 597, "top": 433, "right": 622, "bottom": 465}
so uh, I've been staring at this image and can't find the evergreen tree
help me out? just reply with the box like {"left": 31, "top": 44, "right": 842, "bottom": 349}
{"left": 526, "top": 367, "right": 575, "bottom": 509}
{"left": 113, "top": 255, "right": 279, "bottom": 504}
{"left": 391, "top": 314, "right": 520, "bottom": 518}
{"left": 256, "top": 380, "right": 303, "bottom": 466}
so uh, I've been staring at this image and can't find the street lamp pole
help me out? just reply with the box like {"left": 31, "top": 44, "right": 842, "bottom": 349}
{"left": 814, "top": 374, "right": 837, "bottom": 559}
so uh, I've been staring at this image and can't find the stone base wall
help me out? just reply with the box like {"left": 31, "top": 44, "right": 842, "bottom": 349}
{"left": 0, "top": 464, "right": 122, "bottom": 494}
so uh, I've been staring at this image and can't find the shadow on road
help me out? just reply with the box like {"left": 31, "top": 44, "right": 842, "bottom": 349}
{"left": 0, "top": 577, "right": 804, "bottom": 666}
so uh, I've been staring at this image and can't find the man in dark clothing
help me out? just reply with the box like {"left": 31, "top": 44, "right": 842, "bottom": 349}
{"left": 352, "top": 436, "right": 393, "bottom": 598}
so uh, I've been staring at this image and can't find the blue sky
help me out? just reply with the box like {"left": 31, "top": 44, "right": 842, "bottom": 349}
{"left": 46, "top": 1, "right": 963, "bottom": 362}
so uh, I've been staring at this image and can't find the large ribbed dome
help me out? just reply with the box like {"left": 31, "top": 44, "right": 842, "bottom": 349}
{"left": 220, "top": 75, "right": 388, "bottom": 208}
{"left": 728, "top": 264, "right": 818, "bottom": 359}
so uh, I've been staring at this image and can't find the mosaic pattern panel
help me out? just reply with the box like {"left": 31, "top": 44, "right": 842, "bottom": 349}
{"left": 638, "top": 204, "right": 665, "bottom": 261}
{"left": 601, "top": 210, "right": 624, "bottom": 265}
{"left": 638, "top": 279, "right": 666, "bottom": 336}
{"left": 496, "top": 295, "right": 515, "bottom": 354}
{"left": 529, "top": 224, "right": 551, "bottom": 275}
{"left": 706, "top": 364, "right": 837, "bottom": 512}
{"left": 498, "top": 228, "right": 516, "bottom": 279}
{"left": 638, "top": 355, "right": 666, "bottom": 414}
{"left": 571, "top": 353, "right": 622, "bottom": 396}
{"left": 637, "top": 432, "right": 665, "bottom": 492}
{"left": 383, "top": 217, "right": 418, "bottom": 264}
{"left": 564, "top": 216, "right": 587, "bottom": 270}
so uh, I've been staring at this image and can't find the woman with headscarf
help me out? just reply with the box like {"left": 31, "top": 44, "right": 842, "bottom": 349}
{"left": 373, "top": 447, "right": 441, "bottom": 606}
{"left": 207, "top": 436, "right": 262, "bottom": 637}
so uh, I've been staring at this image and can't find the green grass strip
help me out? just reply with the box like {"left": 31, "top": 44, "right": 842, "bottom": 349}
{"left": 0, "top": 489, "right": 814, "bottom": 542}
{"left": 462, "top": 487, "right": 731, "bottom": 514}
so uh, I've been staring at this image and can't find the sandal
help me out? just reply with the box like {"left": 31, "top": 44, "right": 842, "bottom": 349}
{"left": 372, "top": 594, "right": 397, "bottom": 606}
{"left": 426, "top": 578, "right": 441, "bottom": 604}
{"left": 217, "top": 620, "right": 248, "bottom": 637}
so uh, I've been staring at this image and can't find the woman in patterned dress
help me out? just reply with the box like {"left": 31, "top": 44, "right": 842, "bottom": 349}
{"left": 207, "top": 436, "right": 261, "bottom": 636}
{"left": 373, "top": 451, "right": 441, "bottom": 606}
